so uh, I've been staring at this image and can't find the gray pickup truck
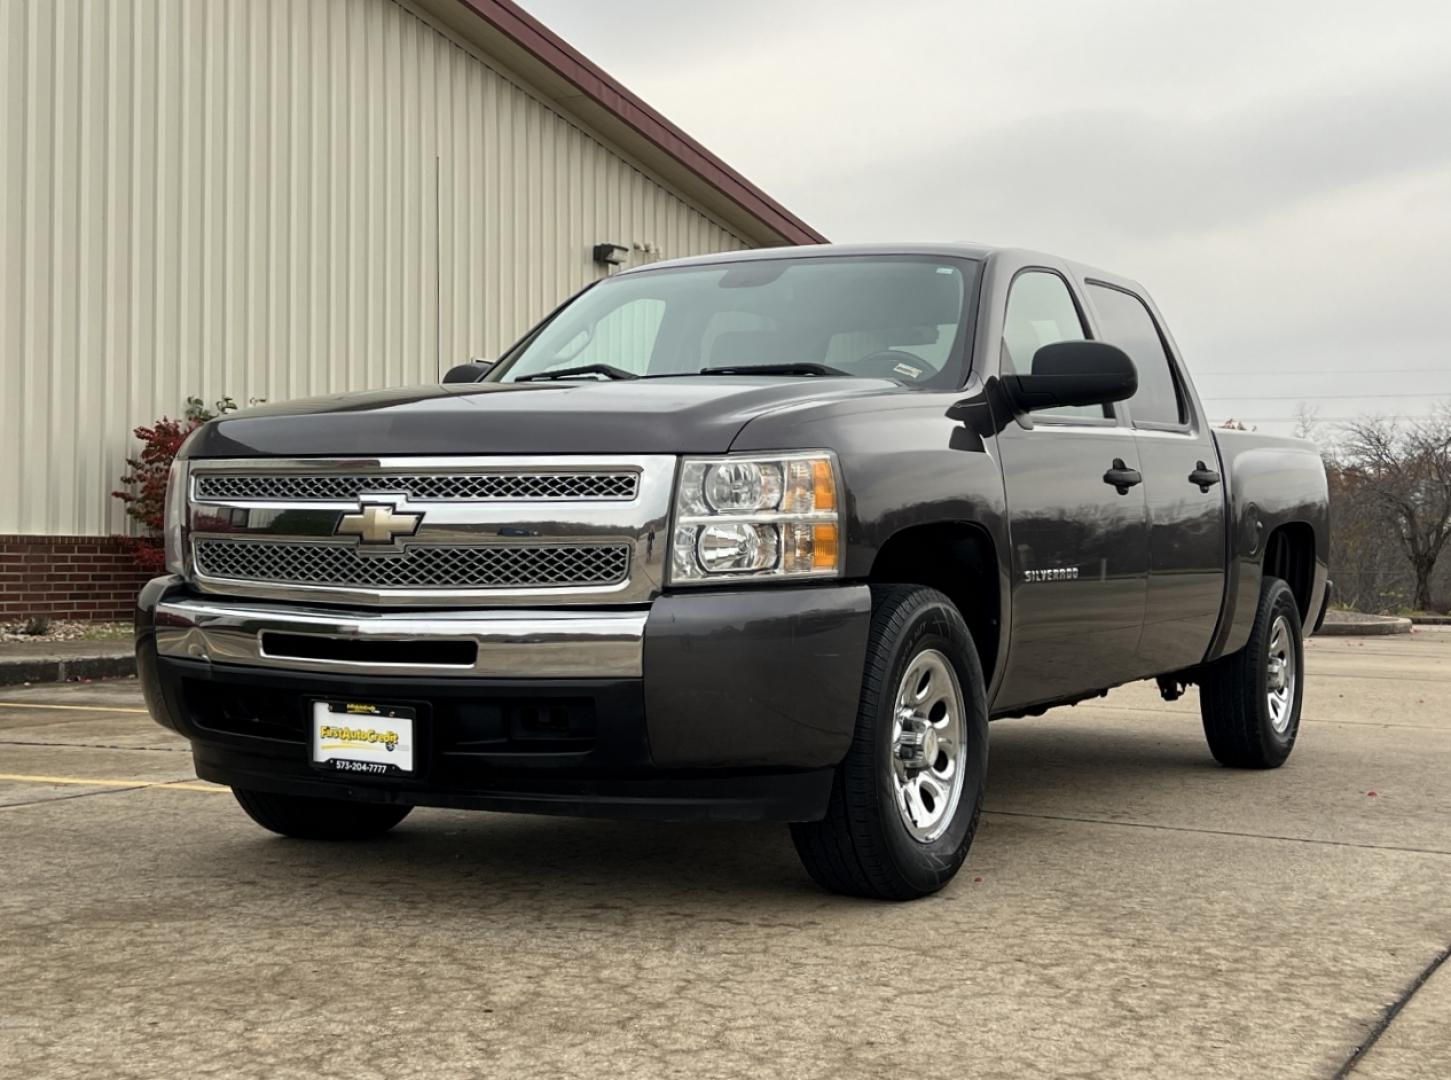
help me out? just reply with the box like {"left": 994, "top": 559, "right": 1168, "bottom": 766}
{"left": 137, "top": 243, "right": 1331, "bottom": 899}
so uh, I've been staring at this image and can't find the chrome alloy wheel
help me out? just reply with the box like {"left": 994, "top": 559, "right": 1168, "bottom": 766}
{"left": 890, "top": 648, "right": 968, "bottom": 843}
{"left": 1265, "top": 614, "right": 1297, "bottom": 734}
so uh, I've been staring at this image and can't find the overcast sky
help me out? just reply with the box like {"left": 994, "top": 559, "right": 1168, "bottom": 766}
{"left": 522, "top": 0, "right": 1451, "bottom": 436}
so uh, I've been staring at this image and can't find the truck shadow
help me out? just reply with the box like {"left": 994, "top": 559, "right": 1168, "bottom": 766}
{"left": 986, "top": 713, "right": 1222, "bottom": 788}
{"left": 218, "top": 814, "right": 824, "bottom": 908}
{"left": 183, "top": 714, "right": 1221, "bottom": 911}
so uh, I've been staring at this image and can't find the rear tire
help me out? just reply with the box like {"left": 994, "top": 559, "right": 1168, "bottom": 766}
{"left": 232, "top": 788, "right": 412, "bottom": 840}
{"left": 791, "top": 585, "right": 989, "bottom": 900}
{"left": 1199, "top": 576, "right": 1304, "bottom": 768}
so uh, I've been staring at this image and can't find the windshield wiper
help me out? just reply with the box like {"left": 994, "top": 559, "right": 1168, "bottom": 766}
{"left": 697, "top": 362, "right": 850, "bottom": 377}
{"left": 515, "top": 363, "right": 638, "bottom": 382}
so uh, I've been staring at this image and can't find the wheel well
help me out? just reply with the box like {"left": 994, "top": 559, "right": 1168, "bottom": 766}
{"left": 1264, "top": 522, "right": 1315, "bottom": 620}
{"left": 868, "top": 523, "right": 1001, "bottom": 681}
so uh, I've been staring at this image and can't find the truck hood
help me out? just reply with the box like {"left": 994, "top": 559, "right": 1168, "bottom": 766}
{"left": 183, "top": 377, "right": 906, "bottom": 458}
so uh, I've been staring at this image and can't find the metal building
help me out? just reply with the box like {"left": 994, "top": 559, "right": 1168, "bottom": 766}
{"left": 0, "top": 0, "right": 823, "bottom": 619}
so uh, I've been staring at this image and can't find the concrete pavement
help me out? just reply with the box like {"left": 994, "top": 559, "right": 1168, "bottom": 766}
{"left": 1, "top": 630, "right": 1448, "bottom": 1079}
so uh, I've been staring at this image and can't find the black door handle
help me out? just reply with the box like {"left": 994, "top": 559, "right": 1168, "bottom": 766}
{"left": 1103, "top": 458, "right": 1143, "bottom": 495}
{"left": 1188, "top": 461, "right": 1221, "bottom": 492}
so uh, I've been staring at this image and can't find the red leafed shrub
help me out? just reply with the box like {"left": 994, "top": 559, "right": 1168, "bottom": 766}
{"left": 112, "top": 397, "right": 240, "bottom": 572}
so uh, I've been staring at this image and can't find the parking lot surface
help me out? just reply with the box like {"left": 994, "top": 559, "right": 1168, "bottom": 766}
{"left": 2, "top": 630, "right": 1448, "bottom": 1080}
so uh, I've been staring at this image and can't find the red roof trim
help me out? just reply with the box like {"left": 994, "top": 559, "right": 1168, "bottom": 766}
{"left": 449, "top": 0, "right": 827, "bottom": 245}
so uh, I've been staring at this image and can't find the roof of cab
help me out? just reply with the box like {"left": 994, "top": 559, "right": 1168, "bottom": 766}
{"left": 617, "top": 242, "right": 1142, "bottom": 292}
{"left": 617, "top": 241, "right": 1001, "bottom": 271}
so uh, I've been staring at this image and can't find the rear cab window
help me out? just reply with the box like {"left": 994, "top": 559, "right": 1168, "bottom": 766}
{"left": 1086, "top": 284, "right": 1187, "bottom": 428}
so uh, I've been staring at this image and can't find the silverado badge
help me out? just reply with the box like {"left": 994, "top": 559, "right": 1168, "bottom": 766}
{"left": 1023, "top": 567, "right": 1079, "bottom": 582}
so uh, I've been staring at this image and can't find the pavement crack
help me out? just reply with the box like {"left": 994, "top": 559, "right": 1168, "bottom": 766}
{"left": 983, "top": 809, "right": 1451, "bottom": 857}
{"left": 0, "top": 784, "right": 152, "bottom": 811}
{"left": 1331, "top": 941, "right": 1451, "bottom": 1078}
{"left": 0, "top": 738, "right": 187, "bottom": 753}
{"left": 1314, "top": 672, "right": 1451, "bottom": 684}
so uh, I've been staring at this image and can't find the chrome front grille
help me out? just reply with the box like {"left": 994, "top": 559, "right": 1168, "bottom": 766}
{"left": 184, "top": 455, "right": 674, "bottom": 607}
{"left": 193, "top": 539, "right": 631, "bottom": 591}
{"left": 195, "top": 470, "right": 639, "bottom": 503}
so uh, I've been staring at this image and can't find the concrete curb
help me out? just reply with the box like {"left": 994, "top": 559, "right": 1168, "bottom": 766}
{"left": 0, "top": 652, "right": 136, "bottom": 687}
{"left": 1409, "top": 614, "right": 1451, "bottom": 626}
{"left": 1316, "top": 615, "right": 1413, "bottom": 637}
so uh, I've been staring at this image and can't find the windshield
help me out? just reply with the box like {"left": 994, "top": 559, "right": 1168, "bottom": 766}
{"left": 494, "top": 255, "right": 979, "bottom": 388}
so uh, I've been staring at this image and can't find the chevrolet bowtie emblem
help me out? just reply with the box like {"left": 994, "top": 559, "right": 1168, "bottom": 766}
{"left": 336, "top": 503, "right": 423, "bottom": 545}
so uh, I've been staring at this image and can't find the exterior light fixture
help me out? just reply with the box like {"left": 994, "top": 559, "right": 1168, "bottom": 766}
{"left": 592, "top": 243, "right": 629, "bottom": 266}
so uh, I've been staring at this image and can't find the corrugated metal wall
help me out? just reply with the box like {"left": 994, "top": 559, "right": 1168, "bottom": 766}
{"left": 0, "top": 0, "right": 750, "bottom": 536}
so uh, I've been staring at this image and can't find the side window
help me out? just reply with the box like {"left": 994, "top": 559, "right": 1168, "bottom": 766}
{"left": 1002, "top": 271, "right": 1103, "bottom": 419}
{"left": 558, "top": 297, "right": 666, "bottom": 375}
{"left": 1087, "top": 285, "right": 1186, "bottom": 426}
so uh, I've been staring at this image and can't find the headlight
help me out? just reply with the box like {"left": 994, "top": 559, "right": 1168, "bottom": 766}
{"left": 702, "top": 461, "right": 782, "bottom": 512}
{"left": 670, "top": 452, "right": 841, "bottom": 584}
{"left": 164, "top": 459, "right": 189, "bottom": 576}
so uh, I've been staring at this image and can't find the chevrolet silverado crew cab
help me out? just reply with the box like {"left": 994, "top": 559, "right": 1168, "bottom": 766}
{"left": 137, "top": 244, "right": 1331, "bottom": 900}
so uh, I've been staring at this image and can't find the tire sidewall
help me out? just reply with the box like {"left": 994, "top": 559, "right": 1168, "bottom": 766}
{"left": 1254, "top": 582, "right": 1304, "bottom": 757}
{"left": 871, "top": 597, "right": 989, "bottom": 892}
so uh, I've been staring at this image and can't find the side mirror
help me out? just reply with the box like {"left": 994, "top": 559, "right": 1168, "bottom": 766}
{"left": 442, "top": 360, "right": 494, "bottom": 384}
{"left": 1005, "top": 341, "right": 1137, "bottom": 412}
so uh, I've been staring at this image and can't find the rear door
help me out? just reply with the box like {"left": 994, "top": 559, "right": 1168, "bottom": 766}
{"left": 1085, "top": 282, "right": 1227, "bottom": 673}
{"left": 993, "top": 269, "right": 1151, "bottom": 710}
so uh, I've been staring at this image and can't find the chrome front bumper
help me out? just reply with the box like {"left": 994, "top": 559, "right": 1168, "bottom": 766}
{"left": 152, "top": 597, "right": 647, "bottom": 679}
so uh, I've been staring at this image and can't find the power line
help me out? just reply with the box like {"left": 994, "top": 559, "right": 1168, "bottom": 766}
{"left": 1202, "top": 391, "right": 1451, "bottom": 401}
{"left": 1206, "top": 409, "right": 1434, "bottom": 418}
{"left": 1195, "top": 368, "right": 1450, "bottom": 378}
{"left": 1207, "top": 415, "right": 1425, "bottom": 423}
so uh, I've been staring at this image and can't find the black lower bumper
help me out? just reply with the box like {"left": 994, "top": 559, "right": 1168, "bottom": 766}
{"left": 136, "top": 578, "right": 871, "bottom": 822}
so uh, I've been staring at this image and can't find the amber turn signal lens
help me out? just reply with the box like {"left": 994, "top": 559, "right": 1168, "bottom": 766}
{"left": 811, "top": 524, "right": 839, "bottom": 570}
{"left": 812, "top": 459, "right": 836, "bottom": 511}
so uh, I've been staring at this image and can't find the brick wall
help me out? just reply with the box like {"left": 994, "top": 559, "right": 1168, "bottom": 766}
{"left": 0, "top": 535, "right": 152, "bottom": 622}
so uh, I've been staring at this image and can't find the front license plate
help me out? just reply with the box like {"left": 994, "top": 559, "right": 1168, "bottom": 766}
{"left": 311, "top": 701, "right": 416, "bottom": 776}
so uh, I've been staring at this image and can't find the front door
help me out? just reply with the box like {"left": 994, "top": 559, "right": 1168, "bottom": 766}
{"left": 993, "top": 270, "right": 1150, "bottom": 711}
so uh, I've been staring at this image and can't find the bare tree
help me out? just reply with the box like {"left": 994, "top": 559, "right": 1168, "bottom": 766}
{"left": 1326, "top": 459, "right": 1411, "bottom": 611}
{"left": 1339, "top": 405, "right": 1451, "bottom": 611}
{"left": 1292, "top": 402, "right": 1321, "bottom": 443}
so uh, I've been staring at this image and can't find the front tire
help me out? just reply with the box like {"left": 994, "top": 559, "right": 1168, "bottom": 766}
{"left": 1199, "top": 576, "right": 1304, "bottom": 768}
{"left": 232, "top": 788, "right": 412, "bottom": 840}
{"left": 791, "top": 585, "right": 989, "bottom": 900}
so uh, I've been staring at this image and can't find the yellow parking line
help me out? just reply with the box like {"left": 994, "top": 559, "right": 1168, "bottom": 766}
{"left": 0, "top": 772, "right": 228, "bottom": 793}
{"left": 155, "top": 782, "right": 230, "bottom": 793}
{"left": 0, "top": 701, "right": 150, "bottom": 715}
{"left": 0, "top": 773, "right": 143, "bottom": 787}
